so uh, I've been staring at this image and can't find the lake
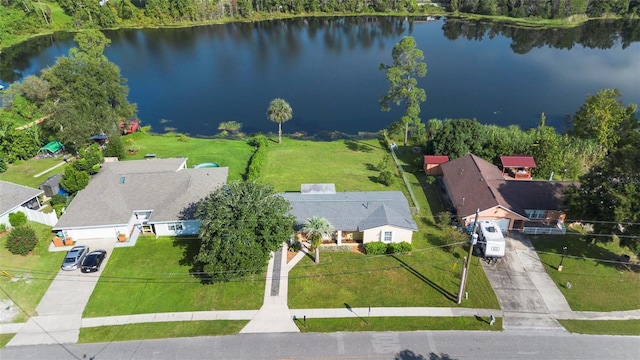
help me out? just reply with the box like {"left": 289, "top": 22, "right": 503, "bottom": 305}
{"left": 1, "top": 17, "right": 639, "bottom": 136}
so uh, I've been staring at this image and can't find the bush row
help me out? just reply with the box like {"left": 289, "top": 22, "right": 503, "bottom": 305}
{"left": 246, "top": 135, "right": 269, "bottom": 181}
{"left": 365, "top": 241, "right": 412, "bottom": 255}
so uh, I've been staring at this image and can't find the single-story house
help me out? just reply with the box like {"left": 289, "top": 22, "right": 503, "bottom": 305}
{"left": 282, "top": 184, "right": 418, "bottom": 245}
{"left": 423, "top": 155, "right": 449, "bottom": 176}
{"left": 53, "top": 158, "right": 228, "bottom": 244}
{"left": 500, "top": 155, "right": 536, "bottom": 180}
{"left": 0, "top": 180, "right": 44, "bottom": 228}
{"left": 440, "top": 154, "right": 572, "bottom": 235}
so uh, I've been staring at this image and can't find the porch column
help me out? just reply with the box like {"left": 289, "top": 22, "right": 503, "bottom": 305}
{"left": 336, "top": 231, "right": 342, "bottom": 246}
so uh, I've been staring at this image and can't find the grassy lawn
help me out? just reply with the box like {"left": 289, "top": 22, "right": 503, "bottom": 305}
{"left": 121, "top": 132, "right": 254, "bottom": 181}
{"left": 0, "top": 334, "right": 14, "bottom": 348}
{"left": 78, "top": 321, "right": 247, "bottom": 343}
{"left": 295, "top": 316, "right": 503, "bottom": 332}
{"left": 260, "top": 138, "right": 401, "bottom": 192}
{"left": 0, "top": 222, "right": 64, "bottom": 323}
{"left": 83, "top": 236, "right": 264, "bottom": 317}
{"left": 558, "top": 320, "right": 640, "bottom": 336}
{"left": 0, "top": 158, "right": 67, "bottom": 188}
{"left": 530, "top": 235, "right": 640, "bottom": 311}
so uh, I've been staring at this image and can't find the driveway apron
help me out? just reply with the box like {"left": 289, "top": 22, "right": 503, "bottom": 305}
{"left": 7, "top": 239, "right": 116, "bottom": 346}
{"left": 482, "top": 234, "right": 570, "bottom": 333}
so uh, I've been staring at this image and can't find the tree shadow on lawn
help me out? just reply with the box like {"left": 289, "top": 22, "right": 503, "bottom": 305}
{"left": 391, "top": 255, "right": 457, "bottom": 303}
{"left": 172, "top": 236, "right": 212, "bottom": 284}
{"left": 344, "top": 139, "right": 376, "bottom": 153}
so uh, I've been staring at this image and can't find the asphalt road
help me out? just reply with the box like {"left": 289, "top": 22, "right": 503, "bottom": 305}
{"left": 1, "top": 331, "right": 638, "bottom": 360}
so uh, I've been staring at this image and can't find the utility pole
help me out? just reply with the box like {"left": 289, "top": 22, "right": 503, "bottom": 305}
{"left": 457, "top": 208, "right": 479, "bottom": 304}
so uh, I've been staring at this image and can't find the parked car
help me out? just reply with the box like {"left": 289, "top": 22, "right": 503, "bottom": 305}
{"left": 80, "top": 250, "right": 107, "bottom": 273}
{"left": 61, "top": 245, "right": 89, "bottom": 271}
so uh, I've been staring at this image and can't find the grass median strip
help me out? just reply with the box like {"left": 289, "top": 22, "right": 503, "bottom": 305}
{"left": 0, "top": 334, "right": 15, "bottom": 348}
{"left": 78, "top": 321, "right": 248, "bottom": 343}
{"left": 558, "top": 319, "right": 640, "bottom": 336}
{"left": 294, "top": 316, "right": 503, "bottom": 332}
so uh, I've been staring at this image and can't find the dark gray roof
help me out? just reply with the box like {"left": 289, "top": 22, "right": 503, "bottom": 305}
{"left": 282, "top": 191, "right": 418, "bottom": 231}
{"left": 54, "top": 158, "right": 228, "bottom": 229}
{"left": 40, "top": 173, "right": 62, "bottom": 189}
{"left": 0, "top": 180, "right": 44, "bottom": 216}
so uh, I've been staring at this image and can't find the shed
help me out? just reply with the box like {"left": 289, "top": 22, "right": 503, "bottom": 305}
{"left": 423, "top": 155, "right": 449, "bottom": 176}
{"left": 38, "top": 141, "right": 64, "bottom": 157}
{"left": 500, "top": 155, "right": 536, "bottom": 180}
{"left": 40, "top": 173, "right": 62, "bottom": 198}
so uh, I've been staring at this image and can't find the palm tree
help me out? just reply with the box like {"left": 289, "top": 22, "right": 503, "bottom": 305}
{"left": 266, "top": 98, "right": 293, "bottom": 144}
{"left": 302, "top": 216, "right": 334, "bottom": 264}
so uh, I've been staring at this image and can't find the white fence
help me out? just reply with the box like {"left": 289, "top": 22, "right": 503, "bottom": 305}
{"left": 523, "top": 223, "right": 567, "bottom": 235}
{"left": 22, "top": 207, "right": 58, "bottom": 227}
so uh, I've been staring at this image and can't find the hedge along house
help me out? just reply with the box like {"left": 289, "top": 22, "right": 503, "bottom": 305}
{"left": 53, "top": 158, "right": 228, "bottom": 246}
{"left": 440, "top": 154, "right": 572, "bottom": 235}
{"left": 282, "top": 184, "right": 418, "bottom": 246}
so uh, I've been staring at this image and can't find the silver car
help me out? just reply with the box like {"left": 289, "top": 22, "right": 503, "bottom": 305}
{"left": 61, "top": 245, "right": 89, "bottom": 271}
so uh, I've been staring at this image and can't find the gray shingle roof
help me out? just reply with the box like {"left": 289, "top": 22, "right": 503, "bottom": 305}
{"left": 54, "top": 159, "right": 228, "bottom": 229}
{"left": 281, "top": 191, "right": 418, "bottom": 231}
{"left": 0, "top": 181, "right": 44, "bottom": 216}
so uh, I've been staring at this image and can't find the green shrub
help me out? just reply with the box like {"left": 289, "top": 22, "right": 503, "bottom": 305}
{"left": 50, "top": 194, "right": 68, "bottom": 206}
{"left": 60, "top": 165, "right": 90, "bottom": 194}
{"left": 5, "top": 226, "right": 38, "bottom": 255}
{"left": 53, "top": 203, "right": 65, "bottom": 217}
{"left": 0, "top": 157, "right": 6, "bottom": 173}
{"left": 246, "top": 135, "right": 269, "bottom": 181}
{"left": 387, "top": 241, "right": 412, "bottom": 254}
{"left": 288, "top": 240, "right": 302, "bottom": 252}
{"left": 8, "top": 212, "right": 27, "bottom": 227}
{"left": 0, "top": 223, "right": 6, "bottom": 233}
{"left": 365, "top": 241, "right": 387, "bottom": 255}
{"left": 103, "top": 135, "right": 126, "bottom": 159}
{"left": 378, "top": 169, "right": 395, "bottom": 186}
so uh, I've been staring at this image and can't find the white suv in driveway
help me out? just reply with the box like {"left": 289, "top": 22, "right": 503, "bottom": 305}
{"left": 61, "top": 246, "right": 89, "bottom": 271}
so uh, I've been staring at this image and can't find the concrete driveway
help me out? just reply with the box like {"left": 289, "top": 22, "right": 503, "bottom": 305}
{"left": 481, "top": 233, "right": 571, "bottom": 333}
{"left": 7, "top": 239, "right": 116, "bottom": 346}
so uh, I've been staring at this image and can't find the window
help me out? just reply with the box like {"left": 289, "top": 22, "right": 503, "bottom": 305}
{"left": 168, "top": 223, "right": 184, "bottom": 231}
{"left": 383, "top": 231, "right": 392, "bottom": 243}
{"left": 525, "top": 210, "right": 546, "bottom": 219}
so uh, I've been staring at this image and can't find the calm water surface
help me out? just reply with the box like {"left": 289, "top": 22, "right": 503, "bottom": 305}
{"left": 2, "top": 17, "right": 639, "bottom": 136}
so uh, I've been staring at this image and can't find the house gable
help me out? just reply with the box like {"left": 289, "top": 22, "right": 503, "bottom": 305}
{"left": 0, "top": 180, "right": 43, "bottom": 217}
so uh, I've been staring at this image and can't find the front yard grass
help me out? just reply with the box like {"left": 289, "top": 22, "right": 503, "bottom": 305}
{"left": 295, "top": 316, "right": 503, "bottom": 332}
{"left": 558, "top": 319, "right": 640, "bottom": 335}
{"left": 530, "top": 235, "right": 640, "bottom": 311}
{"left": 0, "top": 333, "right": 14, "bottom": 348}
{"left": 0, "top": 222, "right": 64, "bottom": 323}
{"left": 83, "top": 236, "right": 264, "bottom": 317}
{"left": 78, "top": 320, "right": 247, "bottom": 343}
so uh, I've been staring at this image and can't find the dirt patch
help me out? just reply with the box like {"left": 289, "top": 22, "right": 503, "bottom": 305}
{"left": 287, "top": 250, "right": 298, "bottom": 263}
{"left": 0, "top": 299, "right": 18, "bottom": 323}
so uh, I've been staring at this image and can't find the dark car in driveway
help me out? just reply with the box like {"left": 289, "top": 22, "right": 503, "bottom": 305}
{"left": 81, "top": 249, "right": 107, "bottom": 273}
{"left": 61, "top": 245, "right": 89, "bottom": 271}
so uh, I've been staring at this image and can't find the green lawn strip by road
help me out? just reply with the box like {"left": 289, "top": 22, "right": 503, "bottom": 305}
{"left": 288, "top": 249, "right": 500, "bottom": 310}
{"left": 260, "top": 138, "right": 399, "bottom": 192}
{"left": 558, "top": 319, "right": 640, "bottom": 336}
{"left": 83, "top": 236, "right": 264, "bottom": 317}
{"left": 0, "top": 222, "right": 64, "bottom": 323}
{"left": 0, "top": 333, "right": 15, "bottom": 348}
{"left": 530, "top": 235, "right": 640, "bottom": 311}
{"left": 0, "top": 158, "right": 66, "bottom": 188}
{"left": 294, "top": 316, "right": 503, "bottom": 332}
{"left": 78, "top": 320, "right": 247, "bottom": 343}
{"left": 122, "top": 132, "right": 254, "bottom": 181}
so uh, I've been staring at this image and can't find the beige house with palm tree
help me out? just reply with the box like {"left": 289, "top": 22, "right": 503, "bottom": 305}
{"left": 282, "top": 184, "right": 418, "bottom": 245}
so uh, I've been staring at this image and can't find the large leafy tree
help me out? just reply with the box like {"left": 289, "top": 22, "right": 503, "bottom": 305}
{"left": 41, "top": 30, "right": 136, "bottom": 152}
{"left": 195, "top": 182, "right": 295, "bottom": 282}
{"left": 568, "top": 88, "right": 636, "bottom": 151}
{"left": 565, "top": 108, "right": 640, "bottom": 254}
{"left": 379, "top": 36, "right": 427, "bottom": 148}
{"left": 430, "top": 118, "right": 484, "bottom": 159}
{"left": 266, "top": 98, "right": 293, "bottom": 144}
{"left": 302, "top": 216, "right": 334, "bottom": 264}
